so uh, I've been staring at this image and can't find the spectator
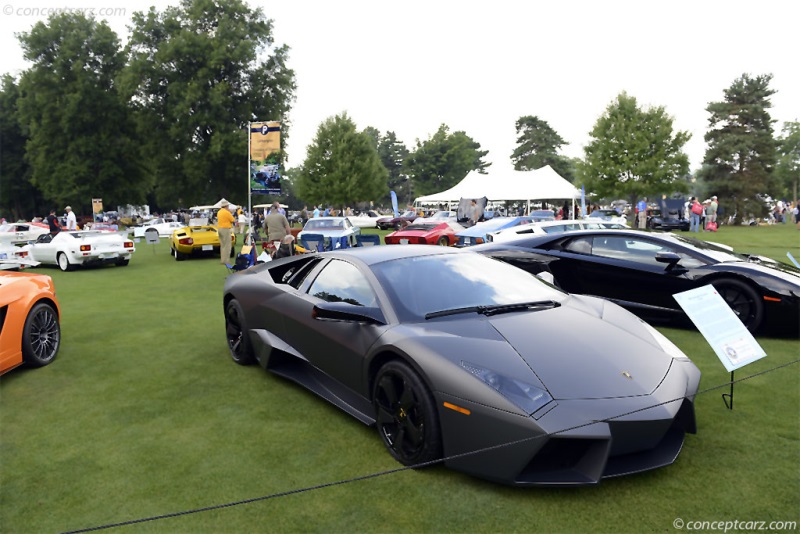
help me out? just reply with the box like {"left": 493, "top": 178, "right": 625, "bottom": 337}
{"left": 65, "top": 206, "right": 77, "bottom": 230}
{"left": 216, "top": 201, "right": 235, "bottom": 265}
{"left": 689, "top": 197, "right": 702, "bottom": 232}
{"left": 47, "top": 209, "right": 61, "bottom": 234}
{"left": 313, "top": 205, "right": 320, "bottom": 218}
{"left": 637, "top": 197, "right": 647, "bottom": 229}
{"left": 469, "top": 199, "right": 484, "bottom": 226}
{"left": 237, "top": 208, "right": 247, "bottom": 236}
{"left": 708, "top": 196, "right": 718, "bottom": 226}
{"left": 265, "top": 201, "right": 291, "bottom": 253}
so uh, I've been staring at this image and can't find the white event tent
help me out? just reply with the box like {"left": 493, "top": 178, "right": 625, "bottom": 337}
{"left": 414, "top": 165, "right": 580, "bottom": 214}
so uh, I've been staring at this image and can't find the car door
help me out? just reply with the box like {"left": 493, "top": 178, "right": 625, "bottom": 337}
{"left": 281, "top": 258, "right": 389, "bottom": 392}
{"left": 27, "top": 233, "right": 59, "bottom": 262}
{"left": 551, "top": 234, "right": 695, "bottom": 308}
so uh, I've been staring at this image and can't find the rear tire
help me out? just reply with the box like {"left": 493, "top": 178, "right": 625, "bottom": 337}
{"left": 22, "top": 302, "right": 60, "bottom": 367}
{"left": 57, "top": 252, "right": 73, "bottom": 272}
{"left": 116, "top": 258, "right": 130, "bottom": 267}
{"left": 224, "top": 299, "right": 255, "bottom": 365}
{"left": 714, "top": 278, "right": 763, "bottom": 333}
{"left": 373, "top": 360, "right": 442, "bottom": 467}
{"left": 173, "top": 248, "right": 186, "bottom": 261}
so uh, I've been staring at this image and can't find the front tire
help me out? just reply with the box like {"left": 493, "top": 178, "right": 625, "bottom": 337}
{"left": 22, "top": 302, "right": 60, "bottom": 367}
{"left": 373, "top": 360, "right": 442, "bottom": 466}
{"left": 714, "top": 278, "right": 764, "bottom": 333}
{"left": 437, "top": 237, "right": 449, "bottom": 246}
{"left": 224, "top": 299, "right": 255, "bottom": 365}
{"left": 57, "top": 252, "right": 73, "bottom": 272}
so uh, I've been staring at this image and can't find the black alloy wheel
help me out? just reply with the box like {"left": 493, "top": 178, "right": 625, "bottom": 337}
{"left": 224, "top": 299, "right": 255, "bottom": 365}
{"left": 714, "top": 278, "right": 764, "bottom": 333}
{"left": 373, "top": 361, "right": 442, "bottom": 466}
{"left": 22, "top": 302, "right": 60, "bottom": 367}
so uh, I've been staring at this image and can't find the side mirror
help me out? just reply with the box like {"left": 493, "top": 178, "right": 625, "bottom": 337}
{"left": 655, "top": 251, "right": 682, "bottom": 268}
{"left": 312, "top": 301, "right": 386, "bottom": 325}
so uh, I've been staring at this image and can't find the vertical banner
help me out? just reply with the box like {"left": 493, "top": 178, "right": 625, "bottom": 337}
{"left": 249, "top": 121, "right": 282, "bottom": 195}
{"left": 580, "top": 186, "right": 586, "bottom": 218}
{"left": 390, "top": 191, "right": 399, "bottom": 218}
{"left": 92, "top": 198, "right": 103, "bottom": 221}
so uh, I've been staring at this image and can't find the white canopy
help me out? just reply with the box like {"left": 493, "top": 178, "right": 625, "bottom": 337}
{"left": 190, "top": 199, "right": 238, "bottom": 211}
{"left": 415, "top": 165, "right": 580, "bottom": 204}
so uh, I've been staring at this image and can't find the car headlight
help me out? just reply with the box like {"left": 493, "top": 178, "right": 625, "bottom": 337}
{"left": 461, "top": 361, "right": 553, "bottom": 417}
{"left": 642, "top": 322, "right": 692, "bottom": 361}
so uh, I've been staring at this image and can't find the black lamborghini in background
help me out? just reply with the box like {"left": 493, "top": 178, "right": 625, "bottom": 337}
{"left": 223, "top": 245, "right": 700, "bottom": 486}
{"left": 474, "top": 229, "right": 800, "bottom": 336}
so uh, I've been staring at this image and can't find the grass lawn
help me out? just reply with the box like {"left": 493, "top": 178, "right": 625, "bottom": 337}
{"left": 1, "top": 224, "right": 798, "bottom": 533}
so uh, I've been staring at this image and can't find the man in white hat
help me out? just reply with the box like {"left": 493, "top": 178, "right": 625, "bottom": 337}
{"left": 216, "top": 200, "right": 235, "bottom": 264}
{"left": 65, "top": 206, "right": 77, "bottom": 230}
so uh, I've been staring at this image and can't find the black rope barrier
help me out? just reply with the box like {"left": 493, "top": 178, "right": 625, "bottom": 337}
{"left": 64, "top": 357, "right": 800, "bottom": 533}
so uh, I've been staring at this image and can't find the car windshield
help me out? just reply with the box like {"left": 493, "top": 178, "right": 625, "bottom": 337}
{"left": 662, "top": 233, "right": 748, "bottom": 263}
{"left": 402, "top": 223, "right": 438, "bottom": 232}
{"left": 305, "top": 219, "right": 345, "bottom": 231}
{"left": 371, "top": 252, "right": 565, "bottom": 322}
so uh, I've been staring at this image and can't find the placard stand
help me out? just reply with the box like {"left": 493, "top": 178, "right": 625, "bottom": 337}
{"left": 673, "top": 285, "right": 767, "bottom": 413}
{"left": 722, "top": 371, "right": 735, "bottom": 410}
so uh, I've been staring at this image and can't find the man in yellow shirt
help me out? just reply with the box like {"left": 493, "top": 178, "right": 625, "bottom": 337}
{"left": 217, "top": 201, "right": 236, "bottom": 264}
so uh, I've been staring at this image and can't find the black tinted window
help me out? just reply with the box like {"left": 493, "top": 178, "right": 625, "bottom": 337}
{"left": 308, "top": 259, "right": 377, "bottom": 307}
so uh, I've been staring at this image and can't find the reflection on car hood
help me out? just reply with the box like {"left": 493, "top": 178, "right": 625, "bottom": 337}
{"left": 715, "top": 260, "right": 800, "bottom": 285}
{"left": 486, "top": 297, "right": 672, "bottom": 400}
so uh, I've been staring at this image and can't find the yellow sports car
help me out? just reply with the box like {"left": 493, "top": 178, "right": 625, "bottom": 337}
{"left": 170, "top": 218, "right": 235, "bottom": 261}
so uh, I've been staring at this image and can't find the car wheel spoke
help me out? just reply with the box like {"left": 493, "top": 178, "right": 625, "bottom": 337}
{"left": 377, "top": 374, "right": 400, "bottom": 406}
{"left": 32, "top": 308, "right": 57, "bottom": 358}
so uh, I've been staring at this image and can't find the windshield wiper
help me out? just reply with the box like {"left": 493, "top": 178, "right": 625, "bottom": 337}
{"left": 424, "top": 300, "right": 560, "bottom": 320}
{"left": 425, "top": 306, "right": 485, "bottom": 320}
{"left": 480, "top": 300, "right": 560, "bottom": 316}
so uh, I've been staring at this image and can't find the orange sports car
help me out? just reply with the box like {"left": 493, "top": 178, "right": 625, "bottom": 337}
{"left": 0, "top": 271, "right": 61, "bottom": 375}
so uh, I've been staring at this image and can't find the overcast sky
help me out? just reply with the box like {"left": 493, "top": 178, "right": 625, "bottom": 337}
{"left": 2, "top": 0, "right": 798, "bottom": 175}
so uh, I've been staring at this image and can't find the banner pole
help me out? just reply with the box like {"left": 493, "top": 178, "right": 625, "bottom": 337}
{"left": 247, "top": 121, "right": 253, "bottom": 247}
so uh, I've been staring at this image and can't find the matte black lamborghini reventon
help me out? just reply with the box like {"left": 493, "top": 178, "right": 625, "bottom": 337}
{"left": 222, "top": 245, "right": 700, "bottom": 486}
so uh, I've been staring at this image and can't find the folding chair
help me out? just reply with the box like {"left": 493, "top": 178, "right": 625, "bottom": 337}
{"left": 356, "top": 234, "right": 381, "bottom": 246}
{"left": 300, "top": 233, "right": 326, "bottom": 252}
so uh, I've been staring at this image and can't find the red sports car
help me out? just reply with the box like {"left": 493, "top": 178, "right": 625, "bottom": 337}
{"left": 384, "top": 222, "right": 463, "bottom": 246}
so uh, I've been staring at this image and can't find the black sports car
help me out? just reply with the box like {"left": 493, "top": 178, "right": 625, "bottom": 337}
{"left": 223, "top": 245, "right": 700, "bottom": 486}
{"left": 474, "top": 229, "right": 800, "bottom": 336}
{"left": 647, "top": 208, "right": 690, "bottom": 231}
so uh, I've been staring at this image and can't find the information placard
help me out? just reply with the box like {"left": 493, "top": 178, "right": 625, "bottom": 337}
{"left": 673, "top": 285, "right": 766, "bottom": 372}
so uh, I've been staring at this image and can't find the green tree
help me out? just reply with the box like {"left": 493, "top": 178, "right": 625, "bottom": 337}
{"left": 121, "top": 0, "right": 296, "bottom": 207}
{"left": 510, "top": 115, "right": 574, "bottom": 181}
{"left": 362, "top": 128, "right": 411, "bottom": 206}
{"left": 0, "top": 74, "right": 44, "bottom": 220}
{"left": 16, "top": 13, "right": 148, "bottom": 214}
{"left": 295, "top": 113, "right": 388, "bottom": 209}
{"left": 579, "top": 92, "right": 690, "bottom": 215}
{"left": 377, "top": 131, "right": 410, "bottom": 205}
{"left": 774, "top": 121, "right": 800, "bottom": 202}
{"left": 405, "top": 124, "right": 490, "bottom": 197}
{"left": 698, "top": 74, "right": 778, "bottom": 222}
